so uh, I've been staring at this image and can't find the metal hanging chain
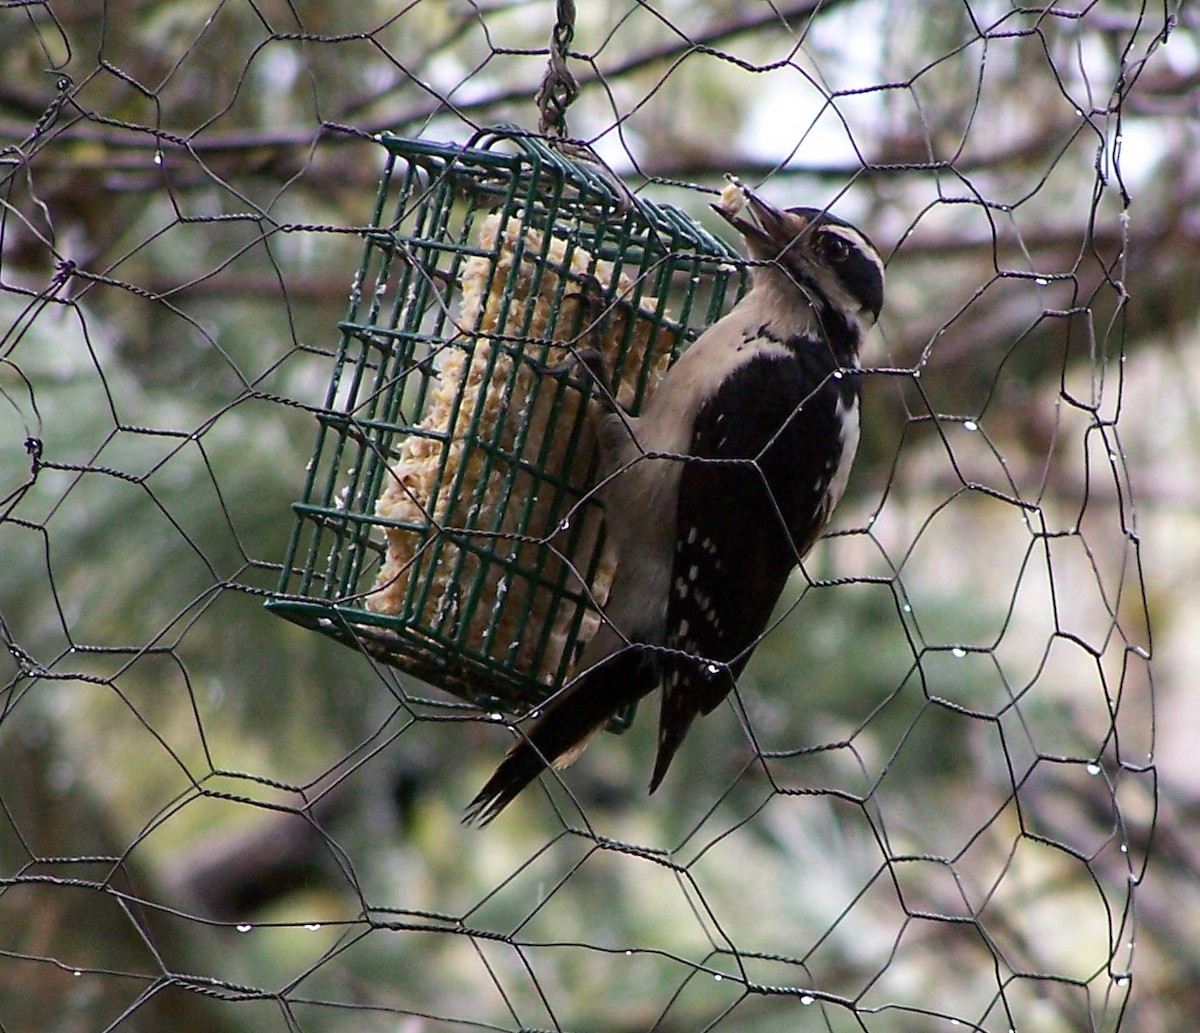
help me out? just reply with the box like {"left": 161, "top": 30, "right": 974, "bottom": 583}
{"left": 536, "top": 0, "right": 579, "bottom": 140}
{"left": 531, "top": 0, "right": 636, "bottom": 214}
{"left": 531, "top": 0, "right": 650, "bottom": 219}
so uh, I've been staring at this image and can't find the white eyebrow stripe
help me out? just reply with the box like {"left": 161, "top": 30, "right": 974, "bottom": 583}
{"left": 820, "top": 225, "right": 884, "bottom": 271}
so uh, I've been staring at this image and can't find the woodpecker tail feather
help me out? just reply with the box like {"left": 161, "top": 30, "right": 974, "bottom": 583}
{"left": 464, "top": 644, "right": 656, "bottom": 825}
{"left": 648, "top": 677, "right": 699, "bottom": 794}
{"left": 648, "top": 661, "right": 740, "bottom": 794}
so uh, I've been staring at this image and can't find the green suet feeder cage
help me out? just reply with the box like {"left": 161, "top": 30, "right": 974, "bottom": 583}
{"left": 268, "top": 126, "right": 749, "bottom": 715}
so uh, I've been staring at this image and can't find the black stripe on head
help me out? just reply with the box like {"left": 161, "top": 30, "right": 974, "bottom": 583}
{"left": 791, "top": 209, "right": 885, "bottom": 324}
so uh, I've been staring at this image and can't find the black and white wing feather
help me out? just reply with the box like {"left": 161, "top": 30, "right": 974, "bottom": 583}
{"left": 649, "top": 342, "right": 859, "bottom": 791}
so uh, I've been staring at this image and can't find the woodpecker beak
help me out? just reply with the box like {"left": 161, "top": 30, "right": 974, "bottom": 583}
{"left": 712, "top": 179, "right": 808, "bottom": 261}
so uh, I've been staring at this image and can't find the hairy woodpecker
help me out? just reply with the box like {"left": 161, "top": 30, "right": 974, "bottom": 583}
{"left": 465, "top": 183, "right": 885, "bottom": 825}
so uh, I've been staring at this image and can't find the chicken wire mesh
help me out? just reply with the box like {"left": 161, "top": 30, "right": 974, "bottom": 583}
{"left": 268, "top": 127, "right": 746, "bottom": 712}
{"left": 0, "top": 2, "right": 1191, "bottom": 1033}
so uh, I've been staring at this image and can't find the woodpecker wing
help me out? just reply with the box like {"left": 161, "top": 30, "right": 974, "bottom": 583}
{"left": 649, "top": 345, "right": 858, "bottom": 791}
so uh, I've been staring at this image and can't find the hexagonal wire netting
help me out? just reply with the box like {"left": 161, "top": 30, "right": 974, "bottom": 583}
{"left": 0, "top": 2, "right": 1180, "bottom": 1032}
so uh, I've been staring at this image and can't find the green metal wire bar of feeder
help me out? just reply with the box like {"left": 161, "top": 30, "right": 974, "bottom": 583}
{"left": 268, "top": 127, "right": 748, "bottom": 719}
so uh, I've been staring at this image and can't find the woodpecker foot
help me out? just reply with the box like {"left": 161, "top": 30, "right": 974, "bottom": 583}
{"left": 540, "top": 348, "right": 616, "bottom": 412}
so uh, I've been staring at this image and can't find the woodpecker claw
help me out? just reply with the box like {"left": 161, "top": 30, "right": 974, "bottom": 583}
{"left": 540, "top": 347, "right": 617, "bottom": 413}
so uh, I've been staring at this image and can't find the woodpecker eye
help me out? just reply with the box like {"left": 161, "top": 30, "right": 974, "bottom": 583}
{"left": 820, "top": 233, "right": 852, "bottom": 263}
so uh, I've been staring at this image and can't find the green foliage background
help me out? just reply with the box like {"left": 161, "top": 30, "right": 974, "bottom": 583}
{"left": 2, "top": 2, "right": 1195, "bottom": 1031}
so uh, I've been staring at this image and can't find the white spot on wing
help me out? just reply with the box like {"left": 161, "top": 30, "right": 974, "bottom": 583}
{"left": 826, "top": 394, "right": 860, "bottom": 512}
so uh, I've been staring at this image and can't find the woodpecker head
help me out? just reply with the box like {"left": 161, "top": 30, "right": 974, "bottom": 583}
{"left": 713, "top": 182, "right": 885, "bottom": 328}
